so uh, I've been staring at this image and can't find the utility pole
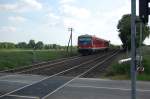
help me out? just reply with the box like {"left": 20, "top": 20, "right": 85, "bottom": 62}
{"left": 131, "top": 0, "right": 137, "bottom": 99}
{"left": 67, "top": 28, "right": 73, "bottom": 55}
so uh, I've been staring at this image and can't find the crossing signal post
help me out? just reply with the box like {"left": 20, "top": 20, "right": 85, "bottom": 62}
{"left": 139, "top": 0, "right": 150, "bottom": 24}
{"left": 131, "top": 0, "right": 137, "bottom": 99}
{"left": 130, "top": 0, "right": 150, "bottom": 99}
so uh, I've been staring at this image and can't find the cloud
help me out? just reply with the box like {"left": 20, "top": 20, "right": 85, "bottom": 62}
{"left": 144, "top": 37, "right": 150, "bottom": 45}
{"left": 48, "top": 13, "right": 60, "bottom": 20}
{"left": 0, "top": 4, "right": 18, "bottom": 11}
{"left": 57, "top": 0, "right": 131, "bottom": 45}
{"left": 21, "top": 0, "right": 42, "bottom": 10}
{"left": 8, "top": 16, "right": 26, "bottom": 22}
{"left": 46, "top": 13, "right": 61, "bottom": 27}
{"left": 60, "top": 0, "right": 75, "bottom": 4}
{"left": 61, "top": 4, "right": 90, "bottom": 19}
{"left": 0, "top": 0, "right": 42, "bottom": 12}
{"left": 59, "top": 0, "right": 90, "bottom": 19}
{"left": 58, "top": 0, "right": 91, "bottom": 29}
{"left": 0, "top": 26, "right": 16, "bottom": 33}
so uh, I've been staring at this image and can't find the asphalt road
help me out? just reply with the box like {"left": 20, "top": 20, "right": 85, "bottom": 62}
{"left": 46, "top": 78, "right": 150, "bottom": 99}
{"left": 0, "top": 74, "right": 150, "bottom": 99}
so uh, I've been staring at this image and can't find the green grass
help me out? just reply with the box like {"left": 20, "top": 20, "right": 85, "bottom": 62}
{"left": 108, "top": 63, "right": 130, "bottom": 76}
{"left": 106, "top": 46, "right": 150, "bottom": 81}
{"left": 0, "top": 50, "right": 78, "bottom": 71}
{"left": 137, "top": 74, "right": 150, "bottom": 81}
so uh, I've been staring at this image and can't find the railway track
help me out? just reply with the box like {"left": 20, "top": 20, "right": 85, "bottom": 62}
{"left": 0, "top": 49, "right": 120, "bottom": 99}
{"left": 83, "top": 52, "right": 119, "bottom": 78}
{"left": 28, "top": 51, "right": 109, "bottom": 76}
{"left": 60, "top": 50, "right": 117, "bottom": 77}
{"left": 18, "top": 51, "right": 108, "bottom": 75}
{"left": 0, "top": 51, "right": 107, "bottom": 75}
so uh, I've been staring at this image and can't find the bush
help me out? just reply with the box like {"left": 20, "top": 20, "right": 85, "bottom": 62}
{"left": 112, "top": 63, "right": 130, "bottom": 75}
{"left": 142, "top": 56, "right": 150, "bottom": 75}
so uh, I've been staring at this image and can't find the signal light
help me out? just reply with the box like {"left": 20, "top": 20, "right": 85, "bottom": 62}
{"left": 139, "top": 0, "right": 150, "bottom": 24}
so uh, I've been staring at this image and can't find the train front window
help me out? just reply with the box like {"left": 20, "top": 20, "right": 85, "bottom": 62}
{"left": 78, "top": 37, "right": 91, "bottom": 45}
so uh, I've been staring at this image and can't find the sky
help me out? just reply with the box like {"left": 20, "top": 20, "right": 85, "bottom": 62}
{"left": 0, "top": 0, "right": 150, "bottom": 45}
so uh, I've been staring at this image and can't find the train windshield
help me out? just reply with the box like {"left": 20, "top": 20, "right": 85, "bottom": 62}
{"left": 78, "top": 37, "right": 91, "bottom": 45}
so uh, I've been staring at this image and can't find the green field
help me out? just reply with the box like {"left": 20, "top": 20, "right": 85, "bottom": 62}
{"left": 106, "top": 46, "right": 150, "bottom": 81}
{"left": 0, "top": 49, "right": 78, "bottom": 71}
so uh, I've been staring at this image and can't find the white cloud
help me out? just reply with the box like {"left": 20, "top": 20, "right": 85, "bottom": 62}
{"left": 0, "top": 26, "right": 16, "bottom": 33}
{"left": 46, "top": 13, "right": 61, "bottom": 27}
{"left": 21, "top": 0, "right": 42, "bottom": 10}
{"left": 144, "top": 37, "right": 150, "bottom": 45}
{"left": 58, "top": 0, "right": 130, "bottom": 45}
{"left": 58, "top": 2, "right": 91, "bottom": 30}
{"left": 61, "top": 4, "right": 90, "bottom": 19}
{"left": 8, "top": 16, "right": 26, "bottom": 22}
{"left": 0, "top": 0, "right": 42, "bottom": 12}
{"left": 0, "top": 0, "right": 132, "bottom": 45}
{"left": 48, "top": 13, "right": 60, "bottom": 20}
{"left": 0, "top": 4, "right": 18, "bottom": 11}
{"left": 104, "top": 1, "right": 130, "bottom": 20}
{"left": 60, "top": 0, "right": 75, "bottom": 4}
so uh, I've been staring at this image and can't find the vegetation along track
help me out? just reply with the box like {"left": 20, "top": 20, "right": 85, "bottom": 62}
{"left": 0, "top": 55, "right": 80, "bottom": 74}
{"left": 0, "top": 51, "right": 108, "bottom": 75}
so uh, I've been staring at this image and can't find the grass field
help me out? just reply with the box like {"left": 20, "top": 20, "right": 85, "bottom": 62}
{"left": 106, "top": 46, "right": 150, "bottom": 81}
{"left": 0, "top": 49, "right": 78, "bottom": 71}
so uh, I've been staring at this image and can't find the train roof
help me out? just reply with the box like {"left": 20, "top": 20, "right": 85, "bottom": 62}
{"left": 78, "top": 34, "right": 109, "bottom": 42}
{"left": 78, "top": 34, "right": 92, "bottom": 38}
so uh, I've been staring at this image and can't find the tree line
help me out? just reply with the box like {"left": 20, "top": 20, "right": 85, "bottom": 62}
{"left": 0, "top": 40, "right": 65, "bottom": 49}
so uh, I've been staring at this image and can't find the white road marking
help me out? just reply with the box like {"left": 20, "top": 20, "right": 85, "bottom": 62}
{"left": 76, "top": 77, "right": 112, "bottom": 81}
{"left": 68, "top": 85, "right": 150, "bottom": 92}
{"left": 0, "top": 80, "right": 30, "bottom": 84}
{"left": 0, "top": 74, "right": 12, "bottom": 79}
{"left": 7, "top": 94, "right": 39, "bottom": 99}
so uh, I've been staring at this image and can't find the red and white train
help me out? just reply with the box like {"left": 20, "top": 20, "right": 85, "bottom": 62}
{"left": 78, "top": 34, "right": 110, "bottom": 55}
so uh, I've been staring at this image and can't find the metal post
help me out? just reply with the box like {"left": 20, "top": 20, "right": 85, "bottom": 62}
{"left": 67, "top": 28, "right": 73, "bottom": 55}
{"left": 139, "top": 22, "right": 143, "bottom": 67}
{"left": 67, "top": 35, "right": 71, "bottom": 52}
{"left": 70, "top": 28, "right": 73, "bottom": 55}
{"left": 131, "top": 0, "right": 137, "bottom": 99}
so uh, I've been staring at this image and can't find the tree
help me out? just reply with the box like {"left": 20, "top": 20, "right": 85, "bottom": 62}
{"left": 52, "top": 44, "right": 57, "bottom": 49}
{"left": 117, "top": 14, "right": 150, "bottom": 50}
{"left": 0, "top": 42, "right": 15, "bottom": 49}
{"left": 35, "top": 41, "right": 44, "bottom": 49}
{"left": 28, "top": 40, "right": 36, "bottom": 49}
{"left": 17, "top": 42, "right": 27, "bottom": 48}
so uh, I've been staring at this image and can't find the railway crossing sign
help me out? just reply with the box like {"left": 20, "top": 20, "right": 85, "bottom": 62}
{"left": 137, "top": 67, "right": 144, "bottom": 73}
